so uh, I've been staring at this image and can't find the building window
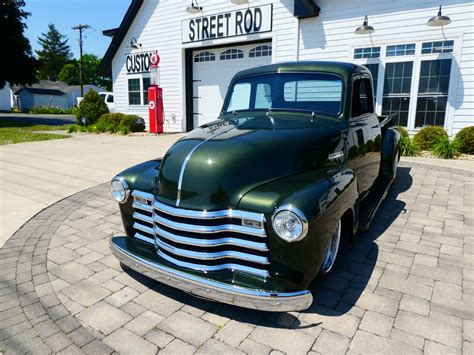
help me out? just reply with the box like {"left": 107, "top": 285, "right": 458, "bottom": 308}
{"left": 143, "top": 77, "right": 151, "bottom": 105}
{"left": 354, "top": 47, "right": 381, "bottom": 59}
{"left": 220, "top": 49, "right": 244, "bottom": 60}
{"left": 386, "top": 43, "right": 416, "bottom": 57}
{"left": 249, "top": 45, "right": 272, "bottom": 58}
{"left": 194, "top": 51, "right": 215, "bottom": 62}
{"left": 128, "top": 78, "right": 141, "bottom": 105}
{"left": 364, "top": 64, "right": 379, "bottom": 101}
{"left": 415, "top": 59, "right": 452, "bottom": 127}
{"left": 382, "top": 61, "right": 414, "bottom": 127}
{"left": 421, "top": 40, "right": 454, "bottom": 54}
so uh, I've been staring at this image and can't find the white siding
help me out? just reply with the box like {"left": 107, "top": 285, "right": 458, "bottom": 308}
{"left": 112, "top": 0, "right": 295, "bottom": 132}
{"left": 297, "top": 0, "right": 474, "bottom": 135}
{"left": 111, "top": 0, "right": 473, "bottom": 135}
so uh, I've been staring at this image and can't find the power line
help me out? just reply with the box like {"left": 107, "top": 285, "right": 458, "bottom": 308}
{"left": 72, "top": 24, "right": 90, "bottom": 97}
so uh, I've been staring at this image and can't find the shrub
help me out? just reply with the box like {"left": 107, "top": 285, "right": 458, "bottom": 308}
{"left": 413, "top": 126, "right": 448, "bottom": 150}
{"left": 397, "top": 126, "right": 409, "bottom": 140}
{"left": 454, "top": 126, "right": 474, "bottom": 154}
{"left": 96, "top": 113, "right": 125, "bottom": 133}
{"left": 30, "top": 106, "right": 66, "bottom": 114}
{"left": 400, "top": 135, "right": 420, "bottom": 157}
{"left": 94, "top": 113, "right": 145, "bottom": 134}
{"left": 433, "top": 137, "right": 460, "bottom": 159}
{"left": 118, "top": 115, "right": 145, "bottom": 133}
{"left": 75, "top": 89, "right": 109, "bottom": 125}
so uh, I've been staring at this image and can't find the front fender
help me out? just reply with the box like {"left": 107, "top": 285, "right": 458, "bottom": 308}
{"left": 238, "top": 166, "right": 358, "bottom": 290}
{"left": 114, "top": 159, "right": 162, "bottom": 237}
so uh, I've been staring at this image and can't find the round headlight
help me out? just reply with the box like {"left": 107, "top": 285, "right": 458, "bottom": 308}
{"left": 111, "top": 177, "right": 130, "bottom": 204}
{"left": 272, "top": 206, "right": 308, "bottom": 242}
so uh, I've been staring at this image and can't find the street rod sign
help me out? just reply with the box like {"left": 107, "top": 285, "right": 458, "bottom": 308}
{"left": 182, "top": 4, "right": 273, "bottom": 43}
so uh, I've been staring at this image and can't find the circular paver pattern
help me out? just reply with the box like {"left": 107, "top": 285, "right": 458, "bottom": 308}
{"left": 0, "top": 162, "right": 473, "bottom": 354}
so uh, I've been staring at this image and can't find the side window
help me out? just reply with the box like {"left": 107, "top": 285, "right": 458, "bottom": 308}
{"left": 220, "top": 49, "right": 244, "bottom": 60}
{"left": 352, "top": 78, "right": 374, "bottom": 117}
{"left": 227, "top": 83, "right": 251, "bottom": 111}
{"left": 142, "top": 77, "right": 151, "bottom": 104}
{"left": 249, "top": 45, "right": 272, "bottom": 58}
{"left": 128, "top": 78, "right": 141, "bottom": 105}
{"left": 194, "top": 51, "right": 215, "bottom": 62}
{"left": 107, "top": 94, "right": 114, "bottom": 103}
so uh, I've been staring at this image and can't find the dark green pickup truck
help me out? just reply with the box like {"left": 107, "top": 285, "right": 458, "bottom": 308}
{"left": 109, "top": 61, "right": 401, "bottom": 312}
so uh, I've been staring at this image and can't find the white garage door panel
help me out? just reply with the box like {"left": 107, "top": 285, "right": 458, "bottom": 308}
{"left": 193, "top": 43, "right": 272, "bottom": 127}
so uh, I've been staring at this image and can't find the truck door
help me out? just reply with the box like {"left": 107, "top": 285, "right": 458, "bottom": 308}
{"left": 349, "top": 77, "right": 381, "bottom": 197}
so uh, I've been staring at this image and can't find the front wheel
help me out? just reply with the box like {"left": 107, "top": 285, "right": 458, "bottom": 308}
{"left": 318, "top": 219, "right": 341, "bottom": 277}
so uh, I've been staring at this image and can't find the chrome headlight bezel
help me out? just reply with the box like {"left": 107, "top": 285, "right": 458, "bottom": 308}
{"left": 271, "top": 205, "right": 309, "bottom": 242}
{"left": 110, "top": 176, "right": 130, "bottom": 204}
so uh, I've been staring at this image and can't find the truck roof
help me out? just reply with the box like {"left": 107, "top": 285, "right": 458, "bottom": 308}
{"left": 233, "top": 61, "right": 370, "bottom": 82}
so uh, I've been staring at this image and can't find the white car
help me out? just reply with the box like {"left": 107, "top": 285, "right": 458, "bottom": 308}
{"left": 99, "top": 92, "right": 115, "bottom": 112}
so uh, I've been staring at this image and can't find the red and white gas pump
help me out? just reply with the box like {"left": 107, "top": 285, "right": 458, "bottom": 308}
{"left": 148, "top": 52, "right": 164, "bottom": 133}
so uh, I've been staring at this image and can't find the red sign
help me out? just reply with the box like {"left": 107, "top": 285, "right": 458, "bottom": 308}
{"left": 150, "top": 52, "right": 160, "bottom": 67}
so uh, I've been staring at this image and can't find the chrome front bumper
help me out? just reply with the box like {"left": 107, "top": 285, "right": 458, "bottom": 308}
{"left": 110, "top": 236, "right": 313, "bottom": 312}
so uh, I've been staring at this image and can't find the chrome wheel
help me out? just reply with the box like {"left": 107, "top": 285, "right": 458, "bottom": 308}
{"left": 320, "top": 219, "right": 341, "bottom": 274}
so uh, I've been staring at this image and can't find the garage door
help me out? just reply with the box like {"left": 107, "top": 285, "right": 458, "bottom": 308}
{"left": 192, "top": 43, "right": 272, "bottom": 127}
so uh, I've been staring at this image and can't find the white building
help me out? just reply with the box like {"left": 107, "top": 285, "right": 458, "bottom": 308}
{"left": 0, "top": 84, "right": 13, "bottom": 111}
{"left": 98, "top": 0, "right": 474, "bottom": 136}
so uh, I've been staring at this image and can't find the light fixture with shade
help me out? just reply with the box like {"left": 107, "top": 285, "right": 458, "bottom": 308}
{"left": 354, "top": 15, "right": 375, "bottom": 35}
{"left": 186, "top": 1, "right": 202, "bottom": 14}
{"left": 427, "top": 5, "right": 451, "bottom": 27}
{"left": 231, "top": 0, "right": 248, "bottom": 4}
{"left": 130, "top": 37, "right": 141, "bottom": 49}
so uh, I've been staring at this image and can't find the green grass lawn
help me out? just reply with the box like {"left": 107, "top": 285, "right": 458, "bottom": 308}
{"left": 0, "top": 119, "right": 71, "bottom": 145}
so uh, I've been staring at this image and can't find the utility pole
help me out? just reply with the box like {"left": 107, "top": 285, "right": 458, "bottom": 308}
{"left": 72, "top": 24, "right": 90, "bottom": 97}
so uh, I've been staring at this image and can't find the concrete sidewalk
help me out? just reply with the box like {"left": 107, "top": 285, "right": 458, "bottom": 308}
{"left": 0, "top": 133, "right": 183, "bottom": 247}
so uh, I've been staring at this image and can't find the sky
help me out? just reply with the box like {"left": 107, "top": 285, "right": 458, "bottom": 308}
{"left": 24, "top": 0, "right": 131, "bottom": 59}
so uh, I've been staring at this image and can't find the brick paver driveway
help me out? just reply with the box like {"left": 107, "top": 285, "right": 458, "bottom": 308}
{"left": 1, "top": 162, "right": 473, "bottom": 354}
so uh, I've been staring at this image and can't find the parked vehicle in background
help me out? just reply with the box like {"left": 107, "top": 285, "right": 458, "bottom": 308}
{"left": 109, "top": 61, "right": 401, "bottom": 312}
{"left": 99, "top": 92, "right": 115, "bottom": 112}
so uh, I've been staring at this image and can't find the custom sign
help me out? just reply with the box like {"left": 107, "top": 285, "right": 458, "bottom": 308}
{"left": 125, "top": 51, "right": 156, "bottom": 74}
{"left": 182, "top": 4, "right": 272, "bottom": 43}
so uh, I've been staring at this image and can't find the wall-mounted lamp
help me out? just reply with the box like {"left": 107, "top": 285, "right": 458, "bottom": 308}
{"left": 186, "top": 1, "right": 202, "bottom": 14}
{"left": 427, "top": 5, "right": 451, "bottom": 27}
{"left": 354, "top": 15, "right": 375, "bottom": 35}
{"left": 130, "top": 37, "right": 141, "bottom": 49}
{"left": 231, "top": 0, "right": 248, "bottom": 4}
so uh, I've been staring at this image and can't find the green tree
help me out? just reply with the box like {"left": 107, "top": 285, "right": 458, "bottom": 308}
{"left": 36, "top": 23, "right": 72, "bottom": 81}
{"left": 58, "top": 54, "right": 112, "bottom": 91}
{"left": 76, "top": 89, "right": 109, "bottom": 124}
{"left": 82, "top": 54, "right": 112, "bottom": 91}
{"left": 58, "top": 62, "right": 80, "bottom": 85}
{"left": 0, "top": 0, "right": 39, "bottom": 89}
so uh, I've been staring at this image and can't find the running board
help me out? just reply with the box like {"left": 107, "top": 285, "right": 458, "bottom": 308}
{"left": 358, "top": 178, "right": 393, "bottom": 231}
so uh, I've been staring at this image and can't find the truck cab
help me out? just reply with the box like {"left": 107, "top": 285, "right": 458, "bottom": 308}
{"left": 109, "top": 61, "right": 401, "bottom": 312}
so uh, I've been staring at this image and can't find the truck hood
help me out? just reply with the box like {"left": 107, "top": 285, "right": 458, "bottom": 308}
{"left": 157, "top": 112, "right": 346, "bottom": 210}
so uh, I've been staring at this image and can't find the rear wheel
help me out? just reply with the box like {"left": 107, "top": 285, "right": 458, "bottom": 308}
{"left": 319, "top": 219, "right": 341, "bottom": 276}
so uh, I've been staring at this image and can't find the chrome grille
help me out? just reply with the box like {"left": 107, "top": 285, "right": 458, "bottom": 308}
{"left": 130, "top": 190, "right": 269, "bottom": 278}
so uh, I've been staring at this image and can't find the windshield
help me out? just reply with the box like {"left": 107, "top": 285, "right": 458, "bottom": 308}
{"left": 223, "top": 73, "right": 343, "bottom": 116}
